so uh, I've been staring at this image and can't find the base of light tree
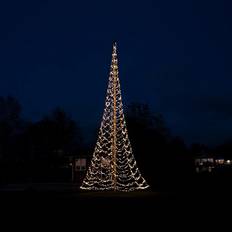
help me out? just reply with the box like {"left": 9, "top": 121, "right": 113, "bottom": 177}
{"left": 80, "top": 186, "right": 150, "bottom": 192}
{"left": 79, "top": 189, "right": 160, "bottom": 198}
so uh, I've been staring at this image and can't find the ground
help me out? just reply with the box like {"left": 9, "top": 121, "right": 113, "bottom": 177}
{"left": 0, "top": 182, "right": 230, "bottom": 226}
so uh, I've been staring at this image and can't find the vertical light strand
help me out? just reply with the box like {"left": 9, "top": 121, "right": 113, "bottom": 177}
{"left": 112, "top": 42, "right": 117, "bottom": 191}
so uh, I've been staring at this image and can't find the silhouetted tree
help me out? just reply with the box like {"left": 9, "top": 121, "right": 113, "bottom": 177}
{"left": 213, "top": 140, "right": 232, "bottom": 159}
{"left": 23, "top": 107, "right": 83, "bottom": 181}
{"left": 190, "top": 143, "right": 210, "bottom": 156}
{"left": 126, "top": 102, "right": 194, "bottom": 191}
{"left": 125, "top": 103, "right": 169, "bottom": 189}
{"left": 0, "top": 96, "right": 27, "bottom": 183}
{"left": 0, "top": 95, "right": 26, "bottom": 160}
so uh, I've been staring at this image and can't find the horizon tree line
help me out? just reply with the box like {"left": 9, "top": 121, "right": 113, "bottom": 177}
{"left": 0, "top": 96, "right": 231, "bottom": 189}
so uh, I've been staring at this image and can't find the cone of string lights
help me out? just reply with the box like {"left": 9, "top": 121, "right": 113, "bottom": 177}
{"left": 80, "top": 42, "right": 149, "bottom": 192}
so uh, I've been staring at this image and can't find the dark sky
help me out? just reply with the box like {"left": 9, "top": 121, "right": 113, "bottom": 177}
{"left": 0, "top": 0, "right": 231, "bottom": 145}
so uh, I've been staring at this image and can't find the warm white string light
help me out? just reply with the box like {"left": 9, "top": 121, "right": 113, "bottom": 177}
{"left": 80, "top": 42, "right": 149, "bottom": 191}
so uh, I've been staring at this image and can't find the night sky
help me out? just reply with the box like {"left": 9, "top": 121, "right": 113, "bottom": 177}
{"left": 0, "top": 0, "right": 231, "bottom": 145}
